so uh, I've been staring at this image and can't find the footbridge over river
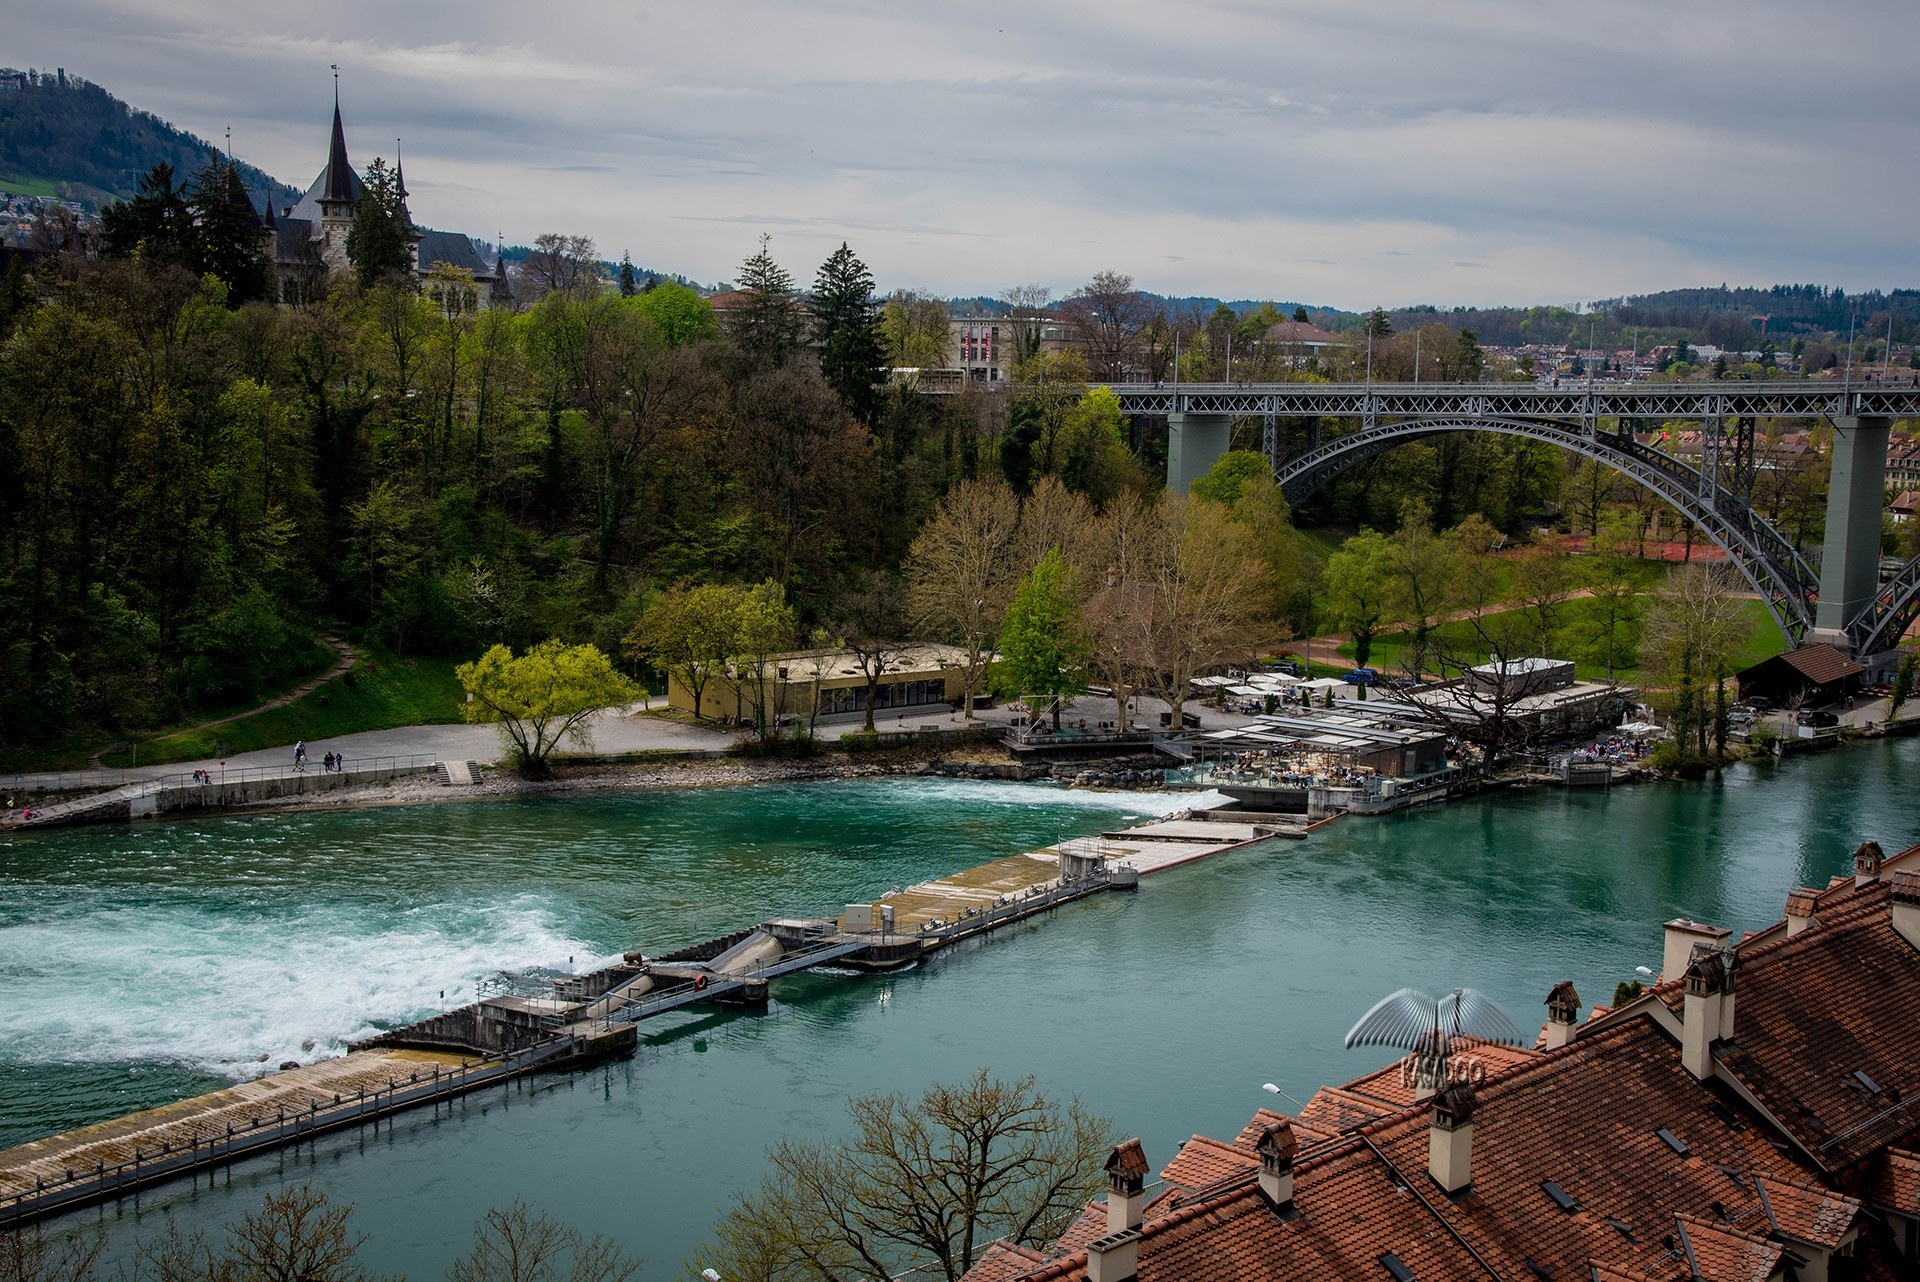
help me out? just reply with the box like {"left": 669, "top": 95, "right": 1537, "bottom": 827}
{"left": 1105, "top": 380, "right": 1920, "bottom": 658}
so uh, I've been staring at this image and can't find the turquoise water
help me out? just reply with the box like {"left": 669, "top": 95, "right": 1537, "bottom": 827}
{"left": 3, "top": 747, "right": 1917, "bottom": 1274}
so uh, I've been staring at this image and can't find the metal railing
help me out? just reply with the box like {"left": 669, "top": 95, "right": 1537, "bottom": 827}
{"left": 0, "top": 1040, "right": 568, "bottom": 1229}
{"left": 148, "top": 753, "right": 442, "bottom": 790}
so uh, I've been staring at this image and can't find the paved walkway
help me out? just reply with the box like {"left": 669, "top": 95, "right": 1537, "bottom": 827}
{"left": 4, "top": 704, "right": 736, "bottom": 796}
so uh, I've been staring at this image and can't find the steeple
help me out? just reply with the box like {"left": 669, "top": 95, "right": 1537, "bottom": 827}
{"left": 395, "top": 139, "right": 413, "bottom": 227}
{"left": 320, "top": 76, "right": 355, "bottom": 209}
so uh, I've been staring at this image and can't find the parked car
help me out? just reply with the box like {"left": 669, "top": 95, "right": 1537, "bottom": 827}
{"left": 1343, "top": 668, "right": 1379, "bottom": 686}
{"left": 1796, "top": 709, "right": 1839, "bottom": 728}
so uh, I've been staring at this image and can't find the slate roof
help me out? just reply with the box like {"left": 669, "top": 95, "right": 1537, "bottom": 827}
{"left": 415, "top": 229, "right": 495, "bottom": 278}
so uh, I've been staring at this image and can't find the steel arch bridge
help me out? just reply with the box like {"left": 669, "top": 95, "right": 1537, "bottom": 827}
{"left": 1103, "top": 380, "right": 1920, "bottom": 656}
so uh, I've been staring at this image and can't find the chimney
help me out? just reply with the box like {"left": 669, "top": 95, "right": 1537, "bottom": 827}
{"left": 1256, "top": 1120, "right": 1297, "bottom": 1209}
{"left": 1784, "top": 888, "right": 1820, "bottom": 936}
{"left": 1427, "top": 1081, "right": 1476, "bottom": 1195}
{"left": 1542, "top": 981, "right": 1581, "bottom": 1050}
{"left": 1662, "top": 918, "right": 1731, "bottom": 983}
{"left": 1854, "top": 840, "right": 1885, "bottom": 888}
{"left": 1104, "top": 1139, "right": 1148, "bottom": 1234}
{"left": 1891, "top": 872, "right": 1920, "bottom": 950}
{"left": 1085, "top": 1230, "right": 1138, "bottom": 1282}
{"left": 1680, "top": 943, "right": 1736, "bottom": 1080}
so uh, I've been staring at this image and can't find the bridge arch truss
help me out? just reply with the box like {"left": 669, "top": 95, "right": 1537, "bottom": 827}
{"left": 1105, "top": 381, "right": 1920, "bottom": 654}
{"left": 1274, "top": 415, "right": 1819, "bottom": 643}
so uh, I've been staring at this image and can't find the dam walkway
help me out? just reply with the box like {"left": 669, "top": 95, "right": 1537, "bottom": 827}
{"left": 0, "top": 806, "right": 1293, "bottom": 1228}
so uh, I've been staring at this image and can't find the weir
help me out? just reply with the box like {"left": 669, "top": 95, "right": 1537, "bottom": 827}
{"left": 0, "top": 804, "right": 1293, "bottom": 1228}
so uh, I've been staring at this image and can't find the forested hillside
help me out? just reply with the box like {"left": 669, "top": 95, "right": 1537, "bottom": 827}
{"left": 0, "top": 240, "right": 1005, "bottom": 750}
{"left": 0, "top": 68, "right": 295, "bottom": 205}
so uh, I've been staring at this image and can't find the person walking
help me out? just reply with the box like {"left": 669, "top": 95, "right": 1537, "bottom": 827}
{"left": 294, "top": 740, "right": 307, "bottom": 770}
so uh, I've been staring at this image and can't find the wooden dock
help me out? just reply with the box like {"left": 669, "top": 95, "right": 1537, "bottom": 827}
{"left": 0, "top": 802, "right": 1299, "bottom": 1228}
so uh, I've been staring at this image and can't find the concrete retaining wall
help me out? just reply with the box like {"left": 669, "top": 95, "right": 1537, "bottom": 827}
{"left": 153, "top": 765, "right": 439, "bottom": 816}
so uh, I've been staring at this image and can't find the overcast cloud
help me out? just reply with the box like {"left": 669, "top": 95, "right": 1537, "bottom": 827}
{"left": 13, "top": 0, "right": 1920, "bottom": 308}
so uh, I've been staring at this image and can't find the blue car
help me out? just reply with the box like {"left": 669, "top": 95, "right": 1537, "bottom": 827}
{"left": 1342, "top": 668, "right": 1378, "bottom": 685}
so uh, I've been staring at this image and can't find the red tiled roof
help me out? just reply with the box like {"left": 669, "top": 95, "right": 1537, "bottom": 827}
{"left": 1752, "top": 1174, "right": 1859, "bottom": 1248}
{"left": 1051, "top": 1203, "right": 1109, "bottom": 1254}
{"left": 1296, "top": 1085, "right": 1396, "bottom": 1135}
{"left": 1672, "top": 1213, "right": 1784, "bottom": 1282}
{"left": 1702, "top": 884, "right": 1920, "bottom": 1169}
{"left": 1159, "top": 1136, "right": 1257, "bottom": 1192}
{"left": 970, "top": 1240, "right": 1048, "bottom": 1282}
{"left": 1108, "top": 1138, "right": 1150, "bottom": 1181}
{"left": 1032, "top": 1140, "right": 1487, "bottom": 1282}
{"left": 1363, "top": 1016, "right": 1827, "bottom": 1282}
{"left": 1866, "top": 1147, "right": 1920, "bottom": 1214}
{"left": 965, "top": 864, "right": 1920, "bottom": 1282}
{"left": 1772, "top": 643, "right": 1867, "bottom": 685}
{"left": 1261, "top": 320, "right": 1339, "bottom": 346}
{"left": 1234, "top": 1107, "right": 1335, "bottom": 1150}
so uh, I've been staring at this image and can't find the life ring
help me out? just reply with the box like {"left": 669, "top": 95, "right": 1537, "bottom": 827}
{"left": 693, "top": 974, "right": 709, "bottom": 992}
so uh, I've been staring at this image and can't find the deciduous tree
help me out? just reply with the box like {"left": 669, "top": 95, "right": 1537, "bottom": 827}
{"left": 696, "top": 1071, "right": 1114, "bottom": 1282}
{"left": 995, "top": 548, "right": 1086, "bottom": 730}
{"left": 458, "top": 640, "right": 640, "bottom": 775}
{"left": 905, "top": 478, "right": 1022, "bottom": 719}
{"left": 449, "top": 1199, "right": 643, "bottom": 1282}
{"left": 1324, "top": 529, "right": 1393, "bottom": 668}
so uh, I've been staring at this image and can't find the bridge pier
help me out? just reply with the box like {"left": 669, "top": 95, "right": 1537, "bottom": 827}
{"left": 1809, "top": 415, "right": 1891, "bottom": 652}
{"left": 1167, "top": 413, "right": 1232, "bottom": 495}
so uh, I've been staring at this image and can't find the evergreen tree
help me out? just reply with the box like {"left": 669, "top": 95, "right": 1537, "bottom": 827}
{"left": 1454, "top": 328, "right": 1485, "bottom": 380}
{"left": 0, "top": 256, "right": 31, "bottom": 337}
{"left": 186, "top": 153, "right": 271, "bottom": 306}
{"left": 345, "top": 157, "right": 414, "bottom": 289}
{"left": 1365, "top": 307, "right": 1393, "bottom": 338}
{"left": 618, "top": 252, "right": 638, "bottom": 297}
{"left": 813, "top": 242, "right": 885, "bottom": 424}
{"left": 1292, "top": 305, "right": 1310, "bottom": 324}
{"left": 731, "top": 234, "right": 803, "bottom": 371}
{"left": 99, "top": 161, "right": 193, "bottom": 266}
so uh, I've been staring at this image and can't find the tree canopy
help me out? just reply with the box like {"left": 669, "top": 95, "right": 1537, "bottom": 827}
{"left": 456, "top": 639, "right": 638, "bottom": 774}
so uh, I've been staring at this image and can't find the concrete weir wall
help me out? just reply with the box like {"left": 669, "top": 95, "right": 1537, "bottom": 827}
{"left": 130, "top": 765, "right": 441, "bottom": 821}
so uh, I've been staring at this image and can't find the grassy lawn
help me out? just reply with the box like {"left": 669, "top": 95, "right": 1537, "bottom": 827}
{"left": 102, "top": 649, "right": 471, "bottom": 767}
{"left": 0, "top": 172, "right": 63, "bottom": 199}
{"left": 1331, "top": 595, "right": 1786, "bottom": 685}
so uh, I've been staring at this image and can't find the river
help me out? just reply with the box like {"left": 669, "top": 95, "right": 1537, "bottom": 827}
{"left": 3, "top": 742, "right": 1917, "bottom": 1274}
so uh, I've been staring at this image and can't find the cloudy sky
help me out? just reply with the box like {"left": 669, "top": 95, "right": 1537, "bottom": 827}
{"left": 15, "top": 0, "right": 1920, "bottom": 308}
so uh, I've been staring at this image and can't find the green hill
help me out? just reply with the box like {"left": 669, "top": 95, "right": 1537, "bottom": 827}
{"left": 0, "top": 67, "right": 296, "bottom": 207}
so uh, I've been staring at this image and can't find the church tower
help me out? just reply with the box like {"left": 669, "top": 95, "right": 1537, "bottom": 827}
{"left": 313, "top": 87, "right": 358, "bottom": 273}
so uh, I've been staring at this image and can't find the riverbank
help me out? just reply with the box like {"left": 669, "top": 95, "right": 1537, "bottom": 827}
{"left": 4, "top": 743, "right": 1916, "bottom": 1275}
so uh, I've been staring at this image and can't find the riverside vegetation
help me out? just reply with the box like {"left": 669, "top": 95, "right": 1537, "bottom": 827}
{"left": 1, "top": 167, "right": 1856, "bottom": 771}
